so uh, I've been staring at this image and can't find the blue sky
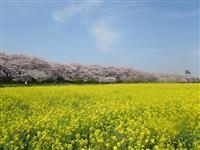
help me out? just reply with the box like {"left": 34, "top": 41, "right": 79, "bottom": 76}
{"left": 1, "top": 0, "right": 199, "bottom": 76}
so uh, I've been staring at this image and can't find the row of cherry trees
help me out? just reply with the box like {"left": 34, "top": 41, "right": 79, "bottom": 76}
{"left": 0, "top": 53, "right": 199, "bottom": 84}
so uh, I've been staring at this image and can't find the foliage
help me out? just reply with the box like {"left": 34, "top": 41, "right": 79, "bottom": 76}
{"left": 0, "top": 84, "right": 200, "bottom": 149}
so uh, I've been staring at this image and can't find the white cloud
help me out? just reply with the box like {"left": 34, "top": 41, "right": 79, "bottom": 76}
{"left": 52, "top": 4, "right": 83, "bottom": 23}
{"left": 51, "top": 1, "right": 103, "bottom": 23}
{"left": 51, "top": 0, "right": 120, "bottom": 52}
{"left": 89, "top": 21, "right": 119, "bottom": 52}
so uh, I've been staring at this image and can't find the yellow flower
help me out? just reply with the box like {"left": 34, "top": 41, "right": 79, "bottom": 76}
{"left": 113, "top": 146, "right": 118, "bottom": 150}
{"left": 150, "top": 139, "right": 155, "bottom": 144}
{"left": 106, "top": 143, "right": 110, "bottom": 148}
{"left": 1, "top": 84, "right": 199, "bottom": 149}
{"left": 112, "top": 136, "right": 117, "bottom": 141}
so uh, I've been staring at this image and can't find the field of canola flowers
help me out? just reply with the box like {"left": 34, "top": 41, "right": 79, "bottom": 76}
{"left": 0, "top": 84, "right": 200, "bottom": 150}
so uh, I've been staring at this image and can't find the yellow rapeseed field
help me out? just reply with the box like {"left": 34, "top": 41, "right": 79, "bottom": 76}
{"left": 0, "top": 84, "right": 200, "bottom": 150}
